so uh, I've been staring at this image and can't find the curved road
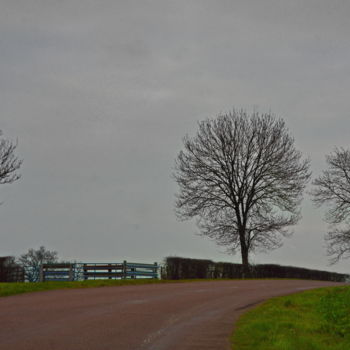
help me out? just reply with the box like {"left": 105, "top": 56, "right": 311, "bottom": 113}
{"left": 0, "top": 280, "right": 344, "bottom": 350}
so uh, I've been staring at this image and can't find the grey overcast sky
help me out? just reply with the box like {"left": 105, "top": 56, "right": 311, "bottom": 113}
{"left": 1, "top": 0, "right": 349, "bottom": 273}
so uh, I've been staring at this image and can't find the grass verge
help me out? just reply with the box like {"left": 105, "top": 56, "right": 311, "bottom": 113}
{"left": 0, "top": 278, "right": 237, "bottom": 298}
{"left": 0, "top": 279, "right": 191, "bottom": 297}
{"left": 231, "top": 286, "right": 350, "bottom": 350}
{"left": 0, "top": 279, "right": 165, "bottom": 297}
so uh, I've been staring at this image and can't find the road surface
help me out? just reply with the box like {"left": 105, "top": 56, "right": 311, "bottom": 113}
{"left": 0, "top": 279, "right": 344, "bottom": 350}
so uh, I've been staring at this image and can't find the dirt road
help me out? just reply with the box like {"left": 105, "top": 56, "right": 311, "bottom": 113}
{"left": 0, "top": 280, "right": 343, "bottom": 350}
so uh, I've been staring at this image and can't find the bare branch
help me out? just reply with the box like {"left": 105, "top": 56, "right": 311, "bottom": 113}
{"left": 0, "top": 131, "right": 22, "bottom": 185}
{"left": 326, "top": 227, "right": 350, "bottom": 264}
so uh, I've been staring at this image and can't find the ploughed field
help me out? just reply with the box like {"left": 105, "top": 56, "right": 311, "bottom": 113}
{"left": 0, "top": 279, "right": 344, "bottom": 350}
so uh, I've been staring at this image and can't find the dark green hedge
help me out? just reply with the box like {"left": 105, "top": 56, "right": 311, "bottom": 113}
{"left": 163, "top": 257, "right": 212, "bottom": 279}
{"left": 163, "top": 257, "right": 349, "bottom": 282}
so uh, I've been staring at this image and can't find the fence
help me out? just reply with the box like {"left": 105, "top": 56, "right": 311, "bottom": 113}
{"left": 39, "top": 261, "right": 159, "bottom": 281}
{"left": 40, "top": 263, "right": 74, "bottom": 282}
{"left": 124, "top": 262, "right": 159, "bottom": 279}
{"left": 83, "top": 263, "right": 124, "bottom": 280}
{"left": 83, "top": 261, "right": 159, "bottom": 280}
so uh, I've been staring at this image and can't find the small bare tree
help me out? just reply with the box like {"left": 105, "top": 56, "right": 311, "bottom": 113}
{"left": 18, "top": 246, "right": 58, "bottom": 282}
{"left": 0, "top": 131, "right": 22, "bottom": 185}
{"left": 174, "top": 110, "right": 310, "bottom": 276}
{"left": 311, "top": 148, "right": 350, "bottom": 263}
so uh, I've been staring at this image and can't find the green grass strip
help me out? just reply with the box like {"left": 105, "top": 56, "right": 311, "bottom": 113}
{"left": 231, "top": 286, "right": 350, "bottom": 350}
{"left": 0, "top": 279, "right": 166, "bottom": 297}
{"left": 0, "top": 278, "right": 238, "bottom": 298}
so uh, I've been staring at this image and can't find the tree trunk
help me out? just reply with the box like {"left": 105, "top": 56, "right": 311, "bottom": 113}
{"left": 240, "top": 232, "right": 250, "bottom": 278}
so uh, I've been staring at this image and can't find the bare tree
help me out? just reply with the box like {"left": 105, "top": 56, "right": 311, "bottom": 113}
{"left": 0, "top": 131, "right": 22, "bottom": 185}
{"left": 174, "top": 110, "right": 310, "bottom": 276}
{"left": 311, "top": 148, "right": 350, "bottom": 263}
{"left": 18, "top": 246, "right": 58, "bottom": 282}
